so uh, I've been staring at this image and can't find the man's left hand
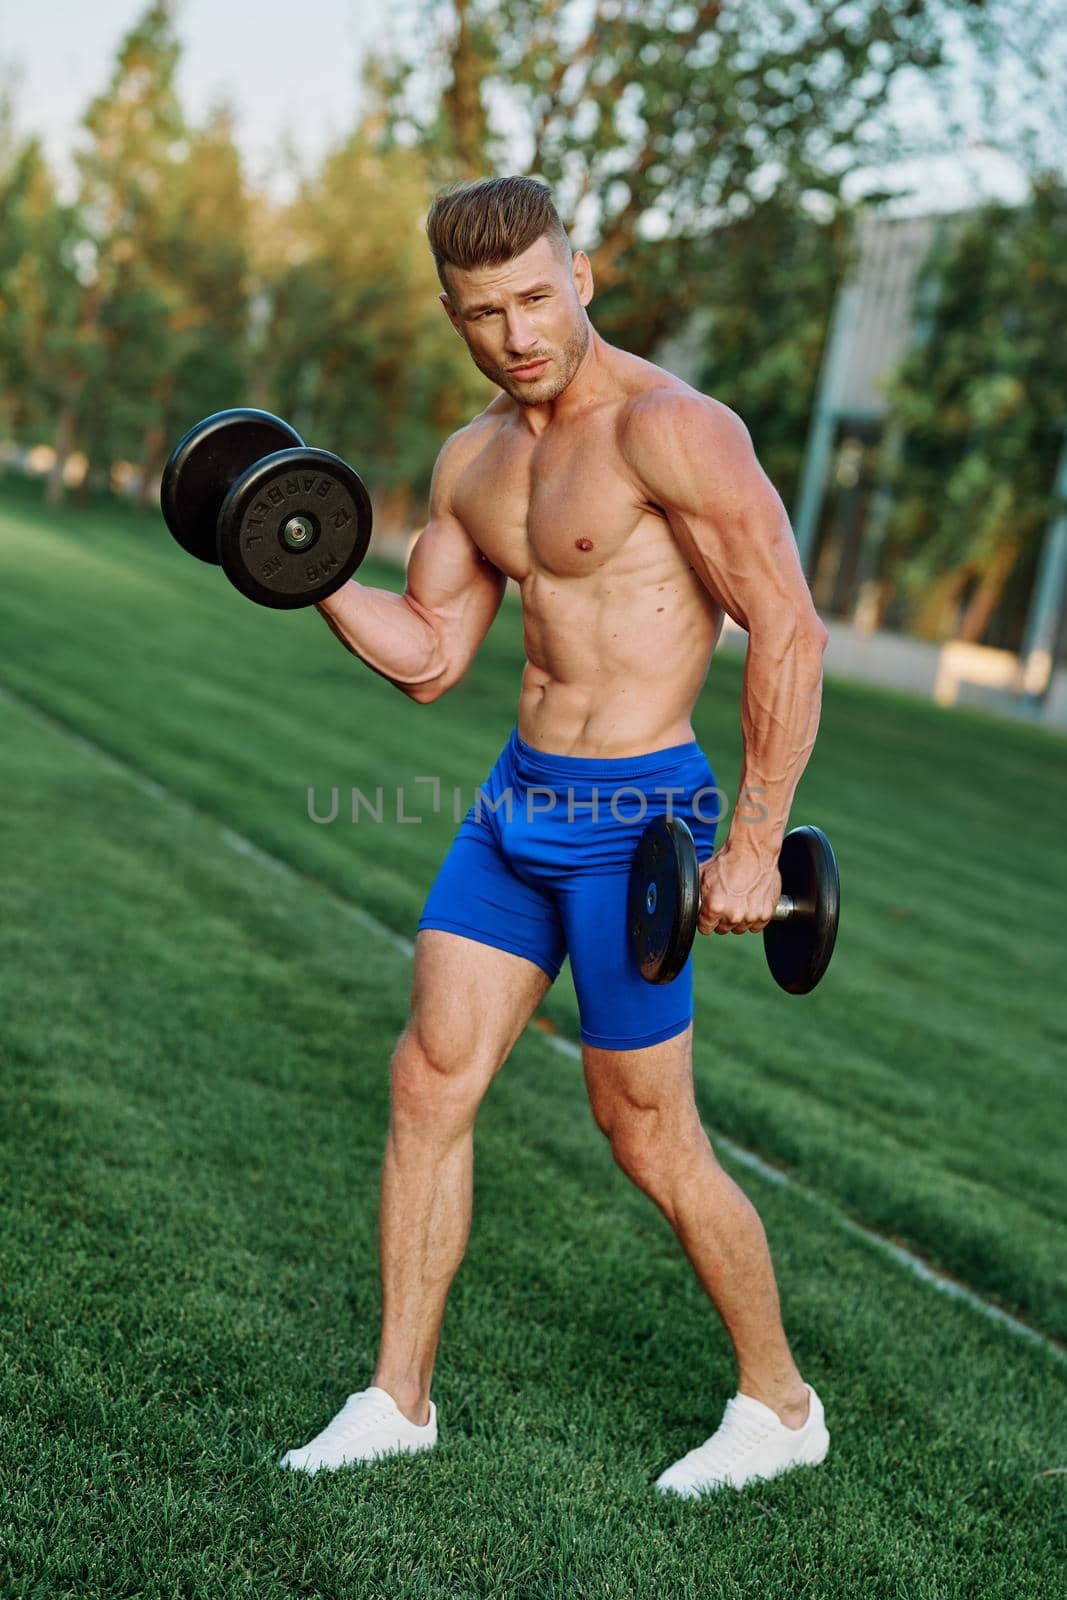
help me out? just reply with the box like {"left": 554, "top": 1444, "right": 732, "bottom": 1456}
{"left": 697, "top": 843, "right": 782, "bottom": 936}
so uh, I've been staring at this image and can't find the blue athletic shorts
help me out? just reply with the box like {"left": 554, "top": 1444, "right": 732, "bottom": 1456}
{"left": 417, "top": 727, "right": 721, "bottom": 1051}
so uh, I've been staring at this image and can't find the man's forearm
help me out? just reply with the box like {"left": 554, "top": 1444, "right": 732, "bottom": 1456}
{"left": 315, "top": 580, "right": 444, "bottom": 698}
{"left": 725, "top": 624, "right": 827, "bottom": 861}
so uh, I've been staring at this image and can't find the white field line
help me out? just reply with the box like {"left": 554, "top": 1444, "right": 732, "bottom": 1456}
{"left": 3, "top": 681, "right": 1064, "bottom": 1366}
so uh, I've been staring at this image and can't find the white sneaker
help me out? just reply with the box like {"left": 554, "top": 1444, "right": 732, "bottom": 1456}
{"left": 654, "top": 1383, "right": 829, "bottom": 1497}
{"left": 279, "top": 1386, "right": 437, "bottom": 1475}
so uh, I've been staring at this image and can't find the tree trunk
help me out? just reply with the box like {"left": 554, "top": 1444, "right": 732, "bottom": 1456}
{"left": 373, "top": 481, "right": 417, "bottom": 539}
{"left": 45, "top": 399, "right": 77, "bottom": 507}
{"left": 138, "top": 416, "right": 169, "bottom": 508}
{"left": 957, "top": 537, "right": 1021, "bottom": 644}
{"left": 443, "top": 0, "right": 490, "bottom": 179}
{"left": 914, "top": 569, "right": 970, "bottom": 640}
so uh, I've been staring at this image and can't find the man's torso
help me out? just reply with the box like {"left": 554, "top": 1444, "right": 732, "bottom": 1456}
{"left": 448, "top": 347, "right": 725, "bottom": 758}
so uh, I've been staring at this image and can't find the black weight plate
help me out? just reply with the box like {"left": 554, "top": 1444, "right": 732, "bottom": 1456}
{"left": 763, "top": 825, "right": 840, "bottom": 995}
{"left": 628, "top": 814, "right": 701, "bottom": 985}
{"left": 217, "top": 448, "right": 373, "bottom": 609}
{"left": 160, "top": 408, "right": 304, "bottom": 565}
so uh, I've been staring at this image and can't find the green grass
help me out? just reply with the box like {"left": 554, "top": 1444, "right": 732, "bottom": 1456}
{"left": 1, "top": 475, "right": 1065, "bottom": 1598}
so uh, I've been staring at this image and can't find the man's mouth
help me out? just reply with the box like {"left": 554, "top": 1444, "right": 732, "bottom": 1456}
{"left": 508, "top": 359, "right": 549, "bottom": 378}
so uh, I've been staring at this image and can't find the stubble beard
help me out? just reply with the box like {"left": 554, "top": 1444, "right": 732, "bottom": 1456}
{"left": 472, "top": 316, "right": 591, "bottom": 407}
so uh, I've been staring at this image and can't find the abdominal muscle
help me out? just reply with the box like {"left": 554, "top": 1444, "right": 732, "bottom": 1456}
{"left": 514, "top": 559, "right": 723, "bottom": 759}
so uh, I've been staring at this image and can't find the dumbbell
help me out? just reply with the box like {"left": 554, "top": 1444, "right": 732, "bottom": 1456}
{"left": 629, "top": 817, "right": 840, "bottom": 994}
{"left": 160, "top": 408, "right": 372, "bottom": 608}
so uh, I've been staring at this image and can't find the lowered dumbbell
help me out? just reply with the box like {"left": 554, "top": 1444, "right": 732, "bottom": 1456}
{"left": 160, "top": 408, "right": 372, "bottom": 608}
{"left": 628, "top": 817, "right": 840, "bottom": 994}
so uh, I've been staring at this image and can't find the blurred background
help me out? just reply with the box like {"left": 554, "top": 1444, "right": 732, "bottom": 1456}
{"left": 2, "top": 0, "right": 1066, "bottom": 722}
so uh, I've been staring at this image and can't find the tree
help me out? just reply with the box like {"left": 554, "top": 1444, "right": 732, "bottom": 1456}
{"left": 259, "top": 122, "right": 492, "bottom": 527}
{"left": 0, "top": 7, "right": 255, "bottom": 505}
{"left": 0, "top": 137, "right": 98, "bottom": 490}
{"left": 158, "top": 106, "right": 253, "bottom": 462}
{"left": 72, "top": 2, "right": 191, "bottom": 501}
{"left": 377, "top": 0, "right": 989, "bottom": 355}
{"left": 694, "top": 198, "right": 849, "bottom": 509}
{"left": 882, "top": 179, "right": 1067, "bottom": 645}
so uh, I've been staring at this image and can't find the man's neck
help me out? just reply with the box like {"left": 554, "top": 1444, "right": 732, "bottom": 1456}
{"left": 510, "top": 330, "right": 618, "bottom": 437}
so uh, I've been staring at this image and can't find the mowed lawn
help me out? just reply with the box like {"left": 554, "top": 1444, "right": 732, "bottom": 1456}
{"left": 0, "top": 477, "right": 1064, "bottom": 1599}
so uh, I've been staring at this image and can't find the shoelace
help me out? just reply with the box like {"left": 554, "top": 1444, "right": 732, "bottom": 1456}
{"left": 311, "top": 1394, "right": 396, "bottom": 1448}
{"left": 679, "top": 1401, "right": 778, "bottom": 1481}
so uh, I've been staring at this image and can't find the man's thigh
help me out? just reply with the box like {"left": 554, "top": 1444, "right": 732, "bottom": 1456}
{"left": 559, "top": 865, "right": 697, "bottom": 1053}
{"left": 407, "top": 929, "right": 553, "bottom": 1084}
{"left": 419, "top": 824, "right": 568, "bottom": 992}
{"left": 413, "top": 793, "right": 567, "bottom": 1083}
{"left": 581, "top": 1022, "right": 706, "bottom": 1152}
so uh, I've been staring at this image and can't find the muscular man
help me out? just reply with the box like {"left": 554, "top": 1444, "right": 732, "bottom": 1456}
{"left": 280, "top": 176, "right": 831, "bottom": 1497}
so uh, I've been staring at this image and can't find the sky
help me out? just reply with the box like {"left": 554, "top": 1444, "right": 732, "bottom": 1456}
{"left": 0, "top": 0, "right": 378, "bottom": 197}
{"left": 0, "top": 0, "right": 1044, "bottom": 213}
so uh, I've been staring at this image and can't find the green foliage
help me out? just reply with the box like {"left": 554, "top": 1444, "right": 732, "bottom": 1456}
{"left": 162, "top": 108, "right": 253, "bottom": 437}
{"left": 73, "top": 3, "right": 253, "bottom": 494}
{"left": 0, "top": 5, "right": 256, "bottom": 502}
{"left": 0, "top": 139, "right": 90, "bottom": 442}
{"left": 388, "top": 0, "right": 984, "bottom": 355}
{"left": 695, "top": 199, "right": 851, "bottom": 506}
{"left": 260, "top": 131, "right": 492, "bottom": 504}
{"left": 0, "top": 0, "right": 1060, "bottom": 598}
{"left": 883, "top": 179, "right": 1067, "bottom": 643}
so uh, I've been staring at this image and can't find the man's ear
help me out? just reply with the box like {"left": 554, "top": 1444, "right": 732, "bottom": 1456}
{"left": 572, "top": 250, "right": 594, "bottom": 308}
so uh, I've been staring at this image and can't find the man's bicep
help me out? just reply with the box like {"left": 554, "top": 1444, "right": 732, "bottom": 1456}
{"left": 405, "top": 427, "right": 505, "bottom": 622}
{"left": 405, "top": 507, "right": 504, "bottom": 622}
{"left": 625, "top": 393, "right": 822, "bottom": 636}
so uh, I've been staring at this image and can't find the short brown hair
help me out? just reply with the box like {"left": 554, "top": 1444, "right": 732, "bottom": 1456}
{"left": 425, "top": 175, "right": 571, "bottom": 293}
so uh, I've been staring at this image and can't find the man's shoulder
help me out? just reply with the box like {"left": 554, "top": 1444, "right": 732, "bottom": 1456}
{"left": 616, "top": 368, "right": 755, "bottom": 502}
{"left": 433, "top": 401, "right": 510, "bottom": 489}
{"left": 620, "top": 371, "right": 748, "bottom": 451}
{"left": 443, "top": 397, "right": 510, "bottom": 450}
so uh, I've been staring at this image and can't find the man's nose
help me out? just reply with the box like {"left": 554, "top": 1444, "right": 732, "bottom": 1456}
{"left": 504, "top": 311, "right": 539, "bottom": 353}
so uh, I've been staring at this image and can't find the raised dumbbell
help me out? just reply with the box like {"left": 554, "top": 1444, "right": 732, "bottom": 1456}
{"left": 160, "top": 408, "right": 373, "bottom": 608}
{"left": 628, "top": 817, "right": 840, "bottom": 994}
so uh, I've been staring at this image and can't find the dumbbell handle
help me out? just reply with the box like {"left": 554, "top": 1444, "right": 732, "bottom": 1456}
{"left": 773, "top": 894, "right": 815, "bottom": 921}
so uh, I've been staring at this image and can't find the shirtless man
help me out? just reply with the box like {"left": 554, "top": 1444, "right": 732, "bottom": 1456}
{"left": 280, "top": 176, "right": 831, "bottom": 1497}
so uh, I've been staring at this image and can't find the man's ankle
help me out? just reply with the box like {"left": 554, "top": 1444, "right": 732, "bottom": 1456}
{"left": 739, "top": 1380, "right": 810, "bottom": 1429}
{"left": 373, "top": 1379, "right": 431, "bottom": 1427}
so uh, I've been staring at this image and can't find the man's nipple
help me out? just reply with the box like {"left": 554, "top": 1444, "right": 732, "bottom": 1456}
{"left": 575, "top": 537, "right": 594, "bottom": 552}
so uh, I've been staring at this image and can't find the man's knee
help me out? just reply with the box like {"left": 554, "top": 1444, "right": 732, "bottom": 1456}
{"left": 389, "top": 1024, "right": 497, "bottom": 1130}
{"left": 606, "top": 1107, "right": 713, "bottom": 1195}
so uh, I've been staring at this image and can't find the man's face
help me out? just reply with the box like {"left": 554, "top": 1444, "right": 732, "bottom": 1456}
{"left": 440, "top": 235, "right": 594, "bottom": 407}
